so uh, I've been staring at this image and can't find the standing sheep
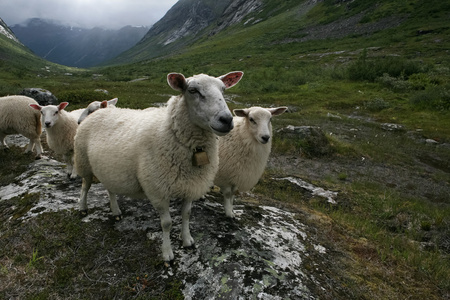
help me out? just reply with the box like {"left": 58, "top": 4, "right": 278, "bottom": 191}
{"left": 75, "top": 98, "right": 118, "bottom": 124}
{"left": 0, "top": 95, "right": 43, "bottom": 159}
{"left": 214, "top": 106, "right": 287, "bottom": 218}
{"left": 30, "top": 102, "right": 78, "bottom": 179}
{"left": 74, "top": 71, "right": 243, "bottom": 262}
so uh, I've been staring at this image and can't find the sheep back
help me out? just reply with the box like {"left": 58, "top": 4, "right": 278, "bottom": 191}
{"left": 0, "top": 95, "right": 42, "bottom": 140}
{"left": 74, "top": 97, "right": 219, "bottom": 202}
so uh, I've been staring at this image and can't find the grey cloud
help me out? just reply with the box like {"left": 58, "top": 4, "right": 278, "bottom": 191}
{"left": 0, "top": 0, "right": 178, "bottom": 29}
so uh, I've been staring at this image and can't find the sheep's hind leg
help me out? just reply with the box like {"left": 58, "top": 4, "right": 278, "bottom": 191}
{"left": 32, "top": 138, "right": 43, "bottom": 159}
{"left": 79, "top": 175, "right": 93, "bottom": 216}
{"left": 181, "top": 198, "right": 195, "bottom": 248}
{"left": 108, "top": 191, "right": 123, "bottom": 221}
{"left": 64, "top": 154, "right": 77, "bottom": 180}
{"left": 24, "top": 139, "right": 35, "bottom": 153}
{"left": 222, "top": 186, "right": 236, "bottom": 218}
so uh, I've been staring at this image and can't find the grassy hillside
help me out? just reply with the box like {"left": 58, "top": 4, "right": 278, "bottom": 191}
{"left": 0, "top": 34, "right": 80, "bottom": 96}
{"left": 1, "top": 0, "right": 449, "bottom": 298}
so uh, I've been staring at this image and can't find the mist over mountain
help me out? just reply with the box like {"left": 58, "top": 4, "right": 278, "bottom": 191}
{"left": 10, "top": 18, "right": 149, "bottom": 68}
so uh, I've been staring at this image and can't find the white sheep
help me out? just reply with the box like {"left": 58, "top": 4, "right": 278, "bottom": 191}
{"left": 214, "top": 106, "right": 287, "bottom": 218}
{"left": 30, "top": 102, "right": 78, "bottom": 179}
{"left": 74, "top": 71, "right": 243, "bottom": 262}
{"left": 75, "top": 98, "right": 118, "bottom": 124}
{"left": 0, "top": 95, "right": 43, "bottom": 159}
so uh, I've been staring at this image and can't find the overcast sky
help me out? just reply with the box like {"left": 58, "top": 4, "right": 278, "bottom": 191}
{"left": 0, "top": 0, "right": 179, "bottom": 29}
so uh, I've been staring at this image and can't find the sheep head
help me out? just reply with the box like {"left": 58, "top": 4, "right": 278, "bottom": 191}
{"left": 234, "top": 107, "right": 288, "bottom": 144}
{"left": 77, "top": 98, "right": 118, "bottom": 124}
{"left": 30, "top": 102, "right": 69, "bottom": 128}
{"left": 167, "top": 72, "right": 243, "bottom": 136}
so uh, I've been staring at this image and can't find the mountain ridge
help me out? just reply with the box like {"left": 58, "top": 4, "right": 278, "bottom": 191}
{"left": 10, "top": 18, "right": 149, "bottom": 68}
{"left": 108, "top": 0, "right": 266, "bottom": 65}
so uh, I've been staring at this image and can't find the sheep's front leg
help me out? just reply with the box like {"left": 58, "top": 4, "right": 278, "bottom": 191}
{"left": 79, "top": 176, "right": 93, "bottom": 216}
{"left": 108, "top": 191, "right": 122, "bottom": 220}
{"left": 156, "top": 201, "right": 174, "bottom": 262}
{"left": 181, "top": 198, "right": 194, "bottom": 247}
{"left": 0, "top": 134, "right": 9, "bottom": 150}
{"left": 222, "top": 186, "right": 236, "bottom": 218}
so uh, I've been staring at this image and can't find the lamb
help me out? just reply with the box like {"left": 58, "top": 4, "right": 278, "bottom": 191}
{"left": 30, "top": 102, "right": 78, "bottom": 179}
{"left": 75, "top": 98, "right": 118, "bottom": 124}
{"left": 0, "top": 95, "right": 43, "bottom": 159}
{"left": 74, "top": 71, "right": 243, "bottom": 262}
{"left": 214, "top": 106, "right": 287, "bottom": 218}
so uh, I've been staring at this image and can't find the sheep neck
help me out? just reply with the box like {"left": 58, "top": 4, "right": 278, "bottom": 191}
{"left": 168, "top": 95, "right": 213, "bottom": 151}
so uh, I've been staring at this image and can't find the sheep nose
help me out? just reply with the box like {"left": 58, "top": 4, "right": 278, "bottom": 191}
{"left": 219, "top": 114, "right": 233, "bottom": 127}
{"left": 261, "top": 135, "right": 270, "bottom": 144}
{"left": 45, "top": 122, "right": 51, "bottom": 127}
{"left": 218, "top": 115, "right": 234, "bottom": 132}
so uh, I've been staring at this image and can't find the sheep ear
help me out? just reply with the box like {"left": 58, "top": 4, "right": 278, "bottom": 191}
{"left": 29, "top": 104, "right": 42, "bottom": 111}
{"left": 219, "top": 71, "right": 244, "bottom": 89}
{"left": 268, "top": 107, "right": 288, "bottom": 116}
{"left": 167, "top": 73, "right": 187, "bottom": 92}
{"left": 233, "top": 109, "right": 248, "bottom": 117}
{"left": 108, "top": 98, "right": 118, "bottom": 106}
{"left": 58, "top": 102, "right": 69, "bottom": 111}
{"left": 100, "top": 100, "right": 108, "bottom": 108}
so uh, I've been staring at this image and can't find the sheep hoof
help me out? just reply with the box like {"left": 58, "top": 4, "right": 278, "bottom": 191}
{"left": 184, "top": 243, "right": 196, "bottom": 250}
{"left": 113, "top": 215, "right": 123, "bottom": 221}
{"left": 164, "top": 260, "right": 174, "bottom": 268}
{"left": 79, "top": 210, "right": 88, "bottom": 217}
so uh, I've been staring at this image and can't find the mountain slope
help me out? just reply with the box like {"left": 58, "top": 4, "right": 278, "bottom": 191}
{"left": 108, "top": 0, "right": 269, "bottom": 64}
{"left": 107, "top": 0, "right": 450, "bottom": 66}
{"left": 0, "top": 17, "right": 55, "bottom": 77}
{"left": 11, "top": 19, "right": 149, "bottom": 68}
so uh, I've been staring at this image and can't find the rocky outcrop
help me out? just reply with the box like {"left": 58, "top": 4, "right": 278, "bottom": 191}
{"left": 20, "top": 88, "right": 58, "bottom": 106}
{"left": 141, "top": 0, "right": 262, "bottom": 46}
{"left": 0, "top": 17, "right": 21, "bottom": 44}
{"left": 0, "top": 134, "right": 343, "bottom": 299}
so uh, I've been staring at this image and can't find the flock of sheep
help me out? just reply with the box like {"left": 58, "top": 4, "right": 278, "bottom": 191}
{"left": 0, "top": 72, "right": 287, "bottom": 262}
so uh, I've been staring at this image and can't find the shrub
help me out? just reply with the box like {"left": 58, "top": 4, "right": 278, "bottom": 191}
{"left": 408, "top": 73, "right": 435, "bottom": 90}
{"left": 56, "top": 89, "right": 109, "bottom": 105}
{"left": 376, "top": 73, "right": 412, "bottom": 92}
{"left": 365, "top": 97, "right": 390, "bottom": 112}
{"left": 410, "top": 85, "right": 450, "bottom": 110}
{"left": 347, "top": 49, "right": 426, "bottom": 82}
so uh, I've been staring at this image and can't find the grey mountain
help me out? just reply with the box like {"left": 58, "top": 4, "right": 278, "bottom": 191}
{"left": 10, "top": 18, "right": 149, "bottom": 67}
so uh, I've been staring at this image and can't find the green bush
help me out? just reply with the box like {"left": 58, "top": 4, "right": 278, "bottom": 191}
{"left": 410, "top": 85, "right": 450, "bottom": 110}
{"left": 408, "top": 73, "right": 435, "bottom": 90}
{"left": 347, "top": 49, "right": 426, "bottom": 82}
{"left": 376, "top": 73, "right": 412, "bottom": 92}
{"left": 365, "top": 97, "right": 390, "bottom": 112}
{"left": 56, "top": 89, "right": 109, "bottom": 105}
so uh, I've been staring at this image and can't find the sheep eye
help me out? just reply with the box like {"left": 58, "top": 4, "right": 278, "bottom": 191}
{"left": 250, "top": 118, "right": 257, "bottom": 124}
{"left": 188, "top": 88, "right": 198, "bottom": 94}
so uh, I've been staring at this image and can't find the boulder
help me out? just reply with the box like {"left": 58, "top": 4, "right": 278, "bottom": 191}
{"left": 277, "top": 125, "right": 334, "bottom": 157}
{"left": 20, "top": 88, "right": 58, "bottom": 106}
